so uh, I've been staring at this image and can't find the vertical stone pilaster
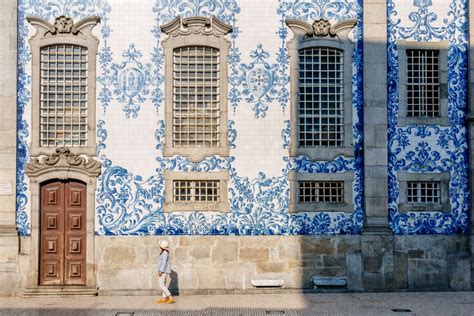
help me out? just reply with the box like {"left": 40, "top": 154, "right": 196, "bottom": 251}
{"left": 0, "top": 0, "right": 18, "bottom": 296}
{"left": 468, "top": 0, "right": 474, "bottom": 291}
{"left": 361, "top": 0, "right": 394, "bottom": 291}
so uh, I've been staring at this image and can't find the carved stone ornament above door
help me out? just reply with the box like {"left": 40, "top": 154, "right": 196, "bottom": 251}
{"left": 26, "top": 147, "right": 102, "bottom": 181}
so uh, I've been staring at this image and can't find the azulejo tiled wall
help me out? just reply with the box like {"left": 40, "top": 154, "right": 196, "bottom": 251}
{"left": 15, "top": 0, "right": 468, "bottom": 237}
{"left": 387, "top": 0, "right": 469, "bottom": 234}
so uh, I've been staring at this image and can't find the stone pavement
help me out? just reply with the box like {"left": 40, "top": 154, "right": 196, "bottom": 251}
{"left": 0, "top": 292, "right": 473, "bottom": 316}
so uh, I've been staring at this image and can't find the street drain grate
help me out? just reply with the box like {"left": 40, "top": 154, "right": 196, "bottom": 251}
{"left": 265, "top": 311, "right": 286, "bottom": 315}
{"left": 391, "top": 308, "right": 412, "bottom": 313}
{"left": 115, "top": 313, "right": 135, "bottom": 316}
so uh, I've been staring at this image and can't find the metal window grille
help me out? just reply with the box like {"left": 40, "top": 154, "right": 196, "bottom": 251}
{"left": 298, "top": 181, "right": 344, "bottom": 203}
{"left": 173, "top": 46, "right": 220, "bottom": 147}
{"left": 173, "top": 180, "right": 220, "bottom": 202}
{"left": 40, "top": 44, "right": 88, "bottom": 147}
{"left": 298, "top": 47, "right": 344, "bottom": 147}
{"left": 407, "top": 181, "right": 441, "bottom": 204}
{"left": 406, "top": 49, "right": 440, "bottom": 117}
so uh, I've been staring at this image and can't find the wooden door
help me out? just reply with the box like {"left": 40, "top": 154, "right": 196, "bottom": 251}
{"left": 40, "top": 180, "right": 86, "bottom": 285}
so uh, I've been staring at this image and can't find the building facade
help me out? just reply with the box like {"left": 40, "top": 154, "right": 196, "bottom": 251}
{"left": 0, "top": 0, "right": 474, "bottom": 296}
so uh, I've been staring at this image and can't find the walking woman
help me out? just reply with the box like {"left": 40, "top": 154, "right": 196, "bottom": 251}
{"left": 156, "top": 240, "right": 175, "bottom": 304}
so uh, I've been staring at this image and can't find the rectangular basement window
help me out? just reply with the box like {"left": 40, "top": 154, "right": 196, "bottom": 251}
{"left": 407, "top": 181, "right": 441, "bottom": 204}
{"left": 173, "top": 179, "right": 220, "bottom": 203}
{"left": 298, "top": 181, "right": 344, "bottom": 204}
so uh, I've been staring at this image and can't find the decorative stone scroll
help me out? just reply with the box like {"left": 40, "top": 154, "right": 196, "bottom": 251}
{"left": 26, "top": 147, "right": 101, "bottom": 180}
{"left": 27, "top": 15, "right": 100, "bottom": 36}
{"left": 286, "top": 18, "right": 357, "bottom": 39}
{"left": 160, "top": 16, "right": 232, "bottom": 37}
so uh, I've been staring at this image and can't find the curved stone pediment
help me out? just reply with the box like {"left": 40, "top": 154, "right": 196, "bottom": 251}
{"left": 160, "top": 16, "right": 232, "bottom": 37}
{"left": 26, "top": 147, "right": 101, "bottom": 180}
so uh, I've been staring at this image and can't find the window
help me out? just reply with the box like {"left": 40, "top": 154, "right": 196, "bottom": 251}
{"left": 164, "top": 171, "right": 229, "bottom": 212}
{"left": 161, "top": 16, "right": 231, "bottom": 161}
{"left": 27, "top": 15, "right": 100, "bottom": 157}
{"left": 173, "top": 180, "right": 220, "bottom": 203}
{"left": 298, "top": 181, "right": 344, "bottom": 203}
{"left": 298, "top": 47, "right": 344, "bottom": 148}
{"left": 289, "top": 171, "right": 353, "bottom": 213}
{"left": 397, "top": 41, "right": 448, "bottom": 126}
{"left": 407, "top": 181, "right": 440, "bottom": 204}
{"left": 406, "top": 49, "right": 439, "bottom": 118}
{"left": 286, "top": 18, "right": 356, "bottom": 161}
{"left": 40, "top": 44, "right": 88, "bottom": 147}
{"left": 173, "top": 46, "right": 220, "bottom": 148}
{"left": 161, "top": 16, "right": 232, "bottom": 213}
{"left": 398, "top": 172, "right": 450, "bottom": 212}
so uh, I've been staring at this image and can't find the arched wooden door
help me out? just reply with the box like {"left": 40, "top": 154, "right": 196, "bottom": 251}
{"left": 40, "top": 180, "right": 87, "bottom": 285}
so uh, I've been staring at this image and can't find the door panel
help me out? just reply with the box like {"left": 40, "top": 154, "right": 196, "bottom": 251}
{"left": 40, "top": 180, "right": 86, "bottom": 286}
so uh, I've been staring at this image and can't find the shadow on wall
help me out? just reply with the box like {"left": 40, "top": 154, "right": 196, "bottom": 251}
{"left": 169, "top": 269, "right": 180, "bottom": 296}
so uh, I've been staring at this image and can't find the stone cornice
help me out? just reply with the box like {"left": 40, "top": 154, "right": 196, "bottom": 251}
{"left": 27, "top": 15, "right": 100, "bottom": 38}
{"left": 286, "top": 18, "right": 357, "bottom": 40}
{"left": 26, "top": 147, "right": 101, "bottom": 179}
{"left": 160, "top": 16, "right": 232, "bottom": 37}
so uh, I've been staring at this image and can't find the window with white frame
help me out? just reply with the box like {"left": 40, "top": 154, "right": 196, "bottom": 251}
{"left": 407, "top": 181, "right": 441, "bottom": 204}
{"left": 173, "top": 46, "right": 220, "bottom": 148}
{"left": 298, "top": 47, "right": 344, "bottom": 147}
{"left": 298, "top": 181, "right": 344, "bottom": 204}
{"left": 40, "top": 44, "right": 88, "bottom": 147}
{"left": 406, "top": 49, "right": 440, "bottom": 118}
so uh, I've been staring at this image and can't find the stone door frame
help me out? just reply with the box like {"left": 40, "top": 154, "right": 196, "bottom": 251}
{"left": 21, "top": 148, "right": 101, "bottom": 291}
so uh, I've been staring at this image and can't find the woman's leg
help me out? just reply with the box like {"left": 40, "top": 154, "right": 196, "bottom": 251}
{"left": 159, "top": 273, "right": 171, "bottom": 297}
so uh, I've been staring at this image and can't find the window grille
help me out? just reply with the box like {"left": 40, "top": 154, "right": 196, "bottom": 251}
{"left": 406, "top": 49, "right": 439, "bottom": 117}
{"left": 298, "top": 47, "right": 344, "bottom": 147}
{"left": 40, "top": 44, "right": 88, "bottom": 147}
{"left": 407, "top": 181, "right": 441, "bottom": 204}
{"left": 173, "top": 46, "right": 220, "bottom": 147}
{"left": 173, "top": 180, "right": 220, "bottom": 202}
{"left": 298, "top": 181, "right": 344, "bottom": 203}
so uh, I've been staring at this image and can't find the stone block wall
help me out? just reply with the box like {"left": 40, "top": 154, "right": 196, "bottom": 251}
{"left": 394, "top": 236, "right": 471, "bottom": 291}
{"left": 95, "top": 236, "right": 362, "bottom": 295}
{"left": 0, "top": 0, "right": 18, "bottom": 297}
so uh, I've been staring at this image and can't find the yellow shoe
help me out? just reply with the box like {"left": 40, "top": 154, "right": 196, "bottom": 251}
{"left": 167, "top": 297, "right": 176, "bottom": 304}
{"left": 156, "top": 297, "right": 168, "bottom": 304}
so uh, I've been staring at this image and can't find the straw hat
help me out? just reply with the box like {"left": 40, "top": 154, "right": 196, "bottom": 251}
{"left": 159, "top": 240, "right": 169, "bottom": 249}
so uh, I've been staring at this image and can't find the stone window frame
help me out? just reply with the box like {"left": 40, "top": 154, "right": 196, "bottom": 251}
{"left": 398, "top": 172, "right": 451, "bottom": 213}
{"left": 27, "top": 15, "right": 100, "bottom": 157}
{"left": 163, "top": 170, "right": 229, "bottom": 212}
{"left": 286, "top": 18, "right": 357, "bottom": 161}
{"left": 289, "top": 171, "right": 354, "bottom": 213}
{"left": 160, "top": 16, "right": 232, "bottom": 162}
{"left": 397, "top": 40, "right": 449, "bottom": 127}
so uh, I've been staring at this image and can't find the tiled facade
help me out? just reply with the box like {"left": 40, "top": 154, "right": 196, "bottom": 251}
{"left": 0, "top": 0, "right": 474, "bottom": 296}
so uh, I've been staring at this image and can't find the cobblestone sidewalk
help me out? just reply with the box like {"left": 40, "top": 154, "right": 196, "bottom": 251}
{"left": 0, "top": 292, "right": 473, "bottom": 316}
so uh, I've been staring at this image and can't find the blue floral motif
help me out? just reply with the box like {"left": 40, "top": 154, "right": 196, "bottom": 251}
{"left": 16, "top": 0, "right": 112, "bottom": 236}
{"left": 106, "top": 44, "right": 152, "bottom": 118}
{"left": 228, "top": 120, "right": 237, "bottom": 149}
{"left": 236, "top": 44, "right": 278, "bottom": 118}
{"left": 19, "top": 0, "right": 364, "bottom": 236}
{"left": 281, "top": 120, "right": 290, "bottom": 150}
{"left": 390, "top": 0, "right": 447, "bottom": 41}
{"left": 387, "top": 0, "right": 469, "bottom": 234}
